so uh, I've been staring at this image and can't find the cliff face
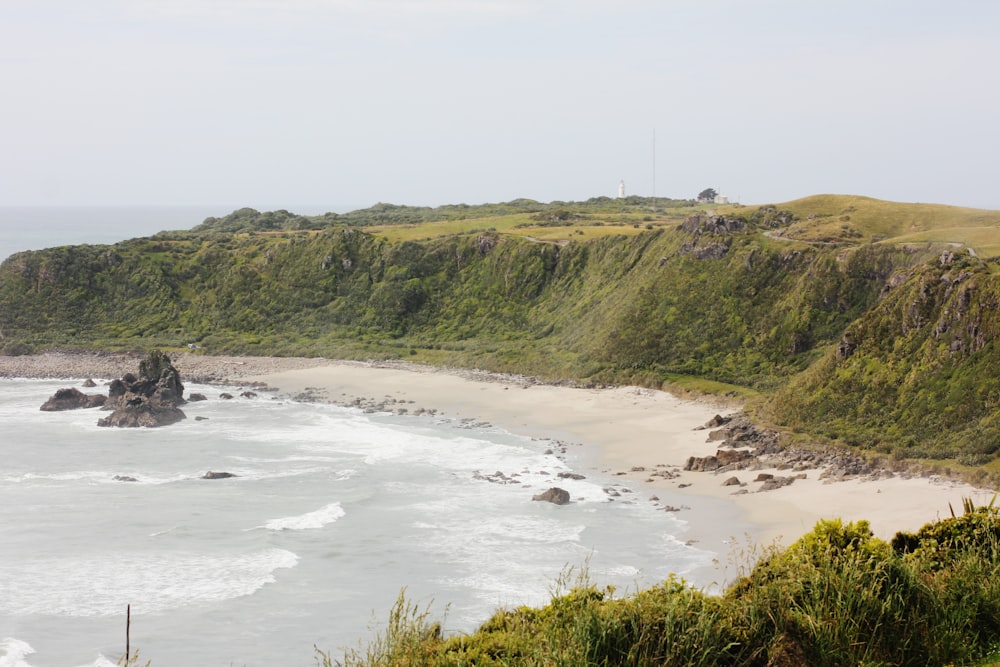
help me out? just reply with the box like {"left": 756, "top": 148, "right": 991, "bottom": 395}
{"left": 766, "top": 251, "right": 1000, "bottom": 463}
{"left": 1, "top": 203, "right": 998, "bottom": 463}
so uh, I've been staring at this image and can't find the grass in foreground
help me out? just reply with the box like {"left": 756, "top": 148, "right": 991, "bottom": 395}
{"left": 320, "top": 500, "right": 1000, "bottom": 667}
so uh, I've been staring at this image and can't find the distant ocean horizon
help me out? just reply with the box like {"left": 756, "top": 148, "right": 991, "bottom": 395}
{"left": 0, "top": 205, "right": 361, "bottom": 264}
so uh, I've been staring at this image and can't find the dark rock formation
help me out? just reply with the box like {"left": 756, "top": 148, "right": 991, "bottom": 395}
{"left": 532, "top": 487, "right": 570, "bottom": 505}
{"left": 723, "top": 476, "right": 743, "bottom": 487}
{"left": 82, "top": 378, "right": 97, "bottom": 388}
{"left": 557, "top": 472, "right": 586, "bottom": 480}
{"left": 836, "top": 334, "right": 858, "bottom": 360}
{"left": 684, "top": 448, "right": 753, "bottom": 472}
{"left": 713, "top": 414, "right": 782, "bottom": 453}
{"left": 98, "top": 402, "right": 185, "bottom": 428}
{"left": 474, "top": 470, "right": 518, "bottom": 485}
{"left": 188, "top": 393, "right": 208, "bottom": 402}
{"left": 40, "top": 387, "right": 106, "bottom": 411}
{"left": 240, "top": 391, "right": 258, "bottom": 399}
{"left": 680, "top": 214, "right": 745, "bottom": 236}
{"left": 97, "top": 350, "right": 186, "bottom": 428}
{"left": 759, "top": 476, "right": 795, "bottom": 492}
{"left": 112, "top": 475, "right": 138, "bottom": 482}
{"left": 219, "top": 392, "right": 234, "bottom": 400}
{"left": 202, "top": 471, "right": 237, "bottom": 479}
{"left": 696, "top": 414, "right": 732, "bottom": 430}
{"left": 679, "top": 240, "right": 731, "bottom": 260}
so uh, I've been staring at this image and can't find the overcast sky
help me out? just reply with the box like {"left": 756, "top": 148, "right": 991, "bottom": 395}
{"left": 2, "top": 0, "right": 998, "bottom": 211}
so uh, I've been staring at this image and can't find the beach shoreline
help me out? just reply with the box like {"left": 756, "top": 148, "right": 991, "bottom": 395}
{"left": 4, "top": 351, "right": 994, "bottom": 587}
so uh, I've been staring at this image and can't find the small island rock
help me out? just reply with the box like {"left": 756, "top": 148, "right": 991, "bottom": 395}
{"left": 40, "top": 387, "right": 107, "bottom": 411}
{"left": 532, "top": 487, "right": 570, "bottom": 505}
{"left": 97, "top": 350, "right": 186, "bottom": 428}
{"left": 202, "top": 471, "right": 237, "bottom": 480}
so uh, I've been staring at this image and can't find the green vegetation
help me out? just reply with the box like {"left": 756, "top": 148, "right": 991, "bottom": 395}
{"left": 320, "top": 503, "right": 1000, "bottom": 666}
{"left": 6, "top": 195, "right": 1000, "bottom": 664}
{"left": 718, "top": 194, "right": 1000, "bottom": 253}
{"left": 765, "top": 251, "right": 1000, "bottom": 463}
{"left": 1, "top": 194, "right": 999, "bottom": 470}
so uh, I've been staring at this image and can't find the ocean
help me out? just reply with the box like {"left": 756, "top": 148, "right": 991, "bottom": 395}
{"left": 0, "top": 378, "right": 718, "bottom": 667}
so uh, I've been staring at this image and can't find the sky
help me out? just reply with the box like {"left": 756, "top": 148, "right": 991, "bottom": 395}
{"left": 2, "top": 0, "right": 999, "bottom": 212}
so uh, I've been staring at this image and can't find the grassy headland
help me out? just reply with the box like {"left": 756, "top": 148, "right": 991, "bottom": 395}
{"left": 2, "top": 194, "right": 998, "bottom": 473}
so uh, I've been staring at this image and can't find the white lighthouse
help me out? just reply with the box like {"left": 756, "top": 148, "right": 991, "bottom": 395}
{"left": 617, "top": 179, "right": 626, "bottom": 199}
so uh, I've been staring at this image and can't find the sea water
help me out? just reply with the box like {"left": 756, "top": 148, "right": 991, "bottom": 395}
{"left": 0, "top": 378, "right": 718, "bottom": 667}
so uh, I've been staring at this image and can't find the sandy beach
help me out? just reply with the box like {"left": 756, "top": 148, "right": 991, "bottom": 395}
{"left": 4, "top": 351, "right": 994, "bottom": 576}
{"left": 244, "top": 361, "right": 994, "bottom": 549}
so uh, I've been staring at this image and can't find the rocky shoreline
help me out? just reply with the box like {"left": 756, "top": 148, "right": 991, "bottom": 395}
{"left": 683, "top": 413, "right": 952, "bottom": 491}
{"left": 2, "top": 350, "right": 974, "bottom": 492}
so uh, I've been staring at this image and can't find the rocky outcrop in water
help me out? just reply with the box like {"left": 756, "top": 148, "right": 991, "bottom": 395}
{"left": 39, "top": 387, "right": 106, "bottom": 411}
{"left": 532, "top": 487, "right": 570, "bottom": 505}
{"left": 97, "top": 351, "right": 186, "bottom": 428}
{"left": 202, "top": 471, "right": 237, "bottom": 479}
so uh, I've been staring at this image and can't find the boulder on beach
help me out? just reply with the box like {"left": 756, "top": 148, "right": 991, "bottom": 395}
{"left": 532, "top": 487, "right": 570, "bottom": 505}
{"left": 96, "top": 350, "right": 187, "bottom": 428}
{"left": 684, "top": 448, "right": 753, "bottom": 472}
{"left": 188, "top": 393, "right": 208, "bottom": 402}
{"left": 40, "top": 387, "right": 107, "bottom": 411}
{"left": 696, "top": 414, "right": 731, "bottom": 430}
{"left": 82, "top": 378, "right": 97, "bottom": 388}
{"left": 759, "top": 476, "right": 795, "bottom": 492}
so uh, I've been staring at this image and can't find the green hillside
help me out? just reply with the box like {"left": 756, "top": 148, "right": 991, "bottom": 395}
{"left": 2, "top": 194, "right": 999, "bottom": 470}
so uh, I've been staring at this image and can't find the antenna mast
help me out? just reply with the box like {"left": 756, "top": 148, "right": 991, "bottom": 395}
{"left": 652, "top": 128, "right": 656, "bottom": 201}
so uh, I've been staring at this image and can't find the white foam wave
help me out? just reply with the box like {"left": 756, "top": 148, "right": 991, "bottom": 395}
{"left": 0, "top": 548, "right": 298, "bottom": 617}
{"left": 228, "top": 454, "right": 342, "bottom": 464}
{"left": 0, "top": 638, "right": 35, "bottom": 667}
{"left": 299, "top": 427, "right": 561, "bottom": 476}
{"left": 70, "top": 656, "right": 117, "bottom": 667}
{"left": 0, "top": 471, "right": 102, "bottom": 484}
{"left": 222, "top": 466, "right": 330, "bottom": 482}
{"left": 412, "top": 511, "right": 585, "bottom": 563}
{"left": 604, "top": 564, "right": 641, "bottom": 578}
{"left": 264, "top": 502, "right": 346, "bottom": 531}
{"left": 0, "top": 470, "right": 191, "bottom": 486}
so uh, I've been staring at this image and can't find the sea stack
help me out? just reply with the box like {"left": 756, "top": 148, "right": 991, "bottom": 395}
{"left": 97, "top": 350, "right": 187, "bottom": 428}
